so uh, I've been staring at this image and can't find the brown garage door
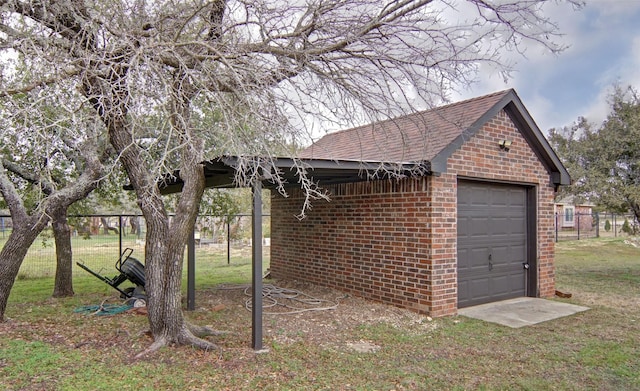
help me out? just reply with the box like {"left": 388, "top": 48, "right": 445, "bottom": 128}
{"left": 457, "top": 180, "right": 528, "bottom": 308}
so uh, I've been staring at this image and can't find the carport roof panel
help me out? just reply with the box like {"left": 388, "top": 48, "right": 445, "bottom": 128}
{"left": 156, "top": 156, "right": 431, "bottom": 195}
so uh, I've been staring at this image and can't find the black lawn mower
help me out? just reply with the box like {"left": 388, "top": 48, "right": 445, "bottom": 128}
{"left": 76, "top": 247, "right": 146, "bottom": 301}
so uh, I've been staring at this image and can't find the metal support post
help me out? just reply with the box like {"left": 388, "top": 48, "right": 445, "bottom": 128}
{"left": 187, "top": 228, "right": 196, "bottom": 311}
{"left": 251, "top": 181, "right": 264, "bottom": 351}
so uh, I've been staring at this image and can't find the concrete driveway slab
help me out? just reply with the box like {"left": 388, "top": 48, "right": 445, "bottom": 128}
{"left": 458, "top": 297, "right": 589, "bottom": 328}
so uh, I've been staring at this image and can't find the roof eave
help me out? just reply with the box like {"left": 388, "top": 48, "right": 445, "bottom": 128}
{"left": 430, "top": 89, "right": 571, "bottom": 187}
{"left": 129, "top": 156, "right": 432, "bottom": 195}
{"left": 503, "top": 98, "right": 571, "bottom": 187}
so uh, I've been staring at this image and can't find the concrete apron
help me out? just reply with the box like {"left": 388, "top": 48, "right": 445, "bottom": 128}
{"left": 458, "top": 297, "right": 590, "bottom": 328}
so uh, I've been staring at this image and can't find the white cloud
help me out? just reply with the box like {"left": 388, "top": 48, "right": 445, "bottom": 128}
{"left": 582, "top": 35, "right": 640, "bottom": 126}
{"left": 588, "top": 0, "right": 640, "bottom": 18}
{"left": 616, "top": 35, "right": 640, "bottom": 90}
{"left": 451, "top": 0, "right": 640, "bottom": 133}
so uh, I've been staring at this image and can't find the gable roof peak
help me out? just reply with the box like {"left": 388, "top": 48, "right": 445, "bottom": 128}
{"left": 434, "top": 88, "right": 514, "bottom": 111}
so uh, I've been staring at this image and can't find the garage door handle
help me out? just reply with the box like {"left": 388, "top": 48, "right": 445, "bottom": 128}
{"left": 488, "top": 254, "right": 493, "bottom": 271}
{"left": 523, "top": 263, "right": 530, "bottom": 270}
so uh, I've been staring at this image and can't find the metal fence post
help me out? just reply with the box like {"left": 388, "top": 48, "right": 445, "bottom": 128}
{"left": 227, "top": 218, "right": 231, "bottom": 265}
{"left": 187, "top": 229, "right": 195, "bottom": 311}
{"left": 118, "top": 215, "right": 123, "bottom": 257}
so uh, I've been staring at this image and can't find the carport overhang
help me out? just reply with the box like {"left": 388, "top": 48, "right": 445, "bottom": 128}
{"left": 155, "top": 156, "right": 431, "bottom": 195}
{"left": 130, "top": 156, "right": 430, "bottom": 350}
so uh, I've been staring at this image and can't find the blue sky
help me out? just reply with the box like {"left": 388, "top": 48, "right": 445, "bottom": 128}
{"left": 453, "top": 0, "right": 640, "bottom": 133}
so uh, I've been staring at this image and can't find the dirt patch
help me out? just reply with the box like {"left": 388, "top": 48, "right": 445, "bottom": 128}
{"left": 1, "top": 279, "right": 438, "bottom": 361}
{"left": 194, "top": 279, "right": 437, "bottom": 350}
{"left": 346, "top": 340, "right": 381, "bottom": 353}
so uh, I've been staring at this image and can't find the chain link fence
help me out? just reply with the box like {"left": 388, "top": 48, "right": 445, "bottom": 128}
{"left": 2, "top": 210, "right": 637, "bottom": 276}
{"left": 0, "top": 214, "right": 270, "bottom": 278}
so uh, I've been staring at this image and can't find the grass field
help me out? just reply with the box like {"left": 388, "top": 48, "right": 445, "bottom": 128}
{"left": 1, "top": 237, "right": 639, "bottom": 390}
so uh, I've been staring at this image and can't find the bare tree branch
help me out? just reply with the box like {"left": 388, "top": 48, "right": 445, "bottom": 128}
{"left": 1, "top": 157, "right": 55, "bottom": 195}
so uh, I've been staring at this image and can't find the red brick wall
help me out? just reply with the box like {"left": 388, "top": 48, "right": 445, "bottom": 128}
{"left": 575, "top": 206, "right": 594, "bottom": 231}
{"left": 424, "top": 172, "right": 458, "bottom": 316}
{"left": 270, "top": 179, "right": 435, "bottom": 313}
{"left": 270, "top": 109, "right": 557, "bottom": 315}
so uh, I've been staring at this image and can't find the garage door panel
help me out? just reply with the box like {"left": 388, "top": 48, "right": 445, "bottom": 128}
{"left": 468, "top": 220, "right": 490, "bottom": 237}
{"left": 459, "top": 266, "right": 490, "bottom": 279}
{"left": 458, "top": 250, "right": 489, "bottom": 272}
{"left": 458, "top": 244, "right": 525, "bottom": 268}
{"left": 490, "top": 219, "right": 525, "bottom": 235}
{"left": 490, "top": 275, "right": 513, "bottom": 295}
{"left": 468, "top": 278, "right": 491, "bottom": 299}
{"left": 490, "top": 257, "right": 526, "bottom": 269}
{"left": 461, "top": 216, "right": 525, "bottom": 235}
{"left": 456, "top": 248, "right": 469, "bottom": 268}
{"left": 457, "top": 248, "right": 486, "bottom": 269}
{"left": 491, "top": 246, "right": 525, "bottom": 266}
{"left": 462, "top": 187, "right": 488, "bottom": 205}
{"left": 457, "top": 180, "right": 529, "bottom": 308}
{"left": 491, "top": 193, "right": 511, "bottom": 207}
{"left": 460, "top": 263, "right": 524, "bottom": 278}
{"left": 509, "top": 274, "right": 527, "bottom": 292}
{"left": 458, "top": 283, "right": 468, "bottom": 304}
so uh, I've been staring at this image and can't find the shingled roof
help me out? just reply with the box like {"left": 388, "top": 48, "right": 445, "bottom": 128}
{"left": 300, "top": 89, "right": 570, "bottom": 186}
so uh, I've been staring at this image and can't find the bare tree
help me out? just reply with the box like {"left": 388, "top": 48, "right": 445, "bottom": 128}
{"left": 1, "top": 119, "right": 112, "bottom": 299}
{"left": 0, "top": 133, "right": 108, "bottom": 316}
{"left": 0, "top": 0, "right": 582, "bottom": 354}
{"left": 0, "top": 46, "right": 117, "bottom": 301}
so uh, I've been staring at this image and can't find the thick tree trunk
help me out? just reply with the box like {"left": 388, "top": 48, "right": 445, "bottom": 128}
{"left": 103, "top": 95, "right": 217, "bottom": 356}
{"left": 142, "top": 161, "right": 209, "bottom": 351}
{"left": 52, "top": 209, "right": 74, "bottom": 298}
{"left": 0, "top": 219, "right": 48, "bottom": 321}
{"left": 130, "top": 217, "right": 140, "bottom": 236}
{"left": 630, "top": 201, "right": 640, "bottom": 233}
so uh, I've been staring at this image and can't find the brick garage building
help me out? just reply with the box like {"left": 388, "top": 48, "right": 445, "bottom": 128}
{"left": 269, "top": 89, "right": 570, "bottom": 316}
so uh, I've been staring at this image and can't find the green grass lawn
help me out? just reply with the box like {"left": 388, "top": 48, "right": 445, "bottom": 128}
{"left": 1, "top": 237, "right": 639, "bottom": 390}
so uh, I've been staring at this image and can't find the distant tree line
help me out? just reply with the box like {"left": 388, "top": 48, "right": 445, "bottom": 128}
{"left": 549, "top": 85, "right": 640, "bottom": 229}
